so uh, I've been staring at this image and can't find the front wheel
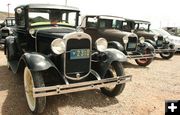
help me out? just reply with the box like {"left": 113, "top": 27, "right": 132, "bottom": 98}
{"left": 100, "top": 62, "right": 126, "bottom": 97}
{"left": 135, "top": 49, "right": 153, "bottom": 66}
{"left": 159, "top": 52, "right": 174, "bottom": 59}
{"left": 24, "top": 67, "right": 46, "bottom": 114}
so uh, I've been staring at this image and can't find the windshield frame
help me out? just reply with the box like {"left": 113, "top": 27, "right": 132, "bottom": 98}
{"left": 28, "top": 8, "right": 80, "bottom": 28}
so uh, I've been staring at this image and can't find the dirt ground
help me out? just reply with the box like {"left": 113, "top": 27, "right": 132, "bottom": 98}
{"left": 0, "top": 49, "right": 179, "bottom": 115}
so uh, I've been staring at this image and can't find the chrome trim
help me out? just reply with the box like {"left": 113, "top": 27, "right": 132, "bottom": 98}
{"left": 33, "top": 74, "right": 132, "bottom": 98}
{"left": 63, "top": 32, "right": 92, "bottom": 80}
{"left": 91, "top": 69, "right": 101, "bottom": 80}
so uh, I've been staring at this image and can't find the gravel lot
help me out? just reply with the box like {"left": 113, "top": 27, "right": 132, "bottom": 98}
{"left": 0, "top": 49, "right": 180, "bottom": 115}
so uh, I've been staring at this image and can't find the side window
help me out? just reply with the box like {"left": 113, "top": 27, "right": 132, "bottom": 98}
{"left": 86, "top": 17, "right": 97, "bottom": 28}
{"left": 122, "top": 22, "right": 129, "bottom": 30}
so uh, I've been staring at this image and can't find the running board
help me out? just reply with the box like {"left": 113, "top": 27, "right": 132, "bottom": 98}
{"left": 127, "top": 54, "right": 154, "bottom": 60}
{"left": 33, "top": 75, "right": 132, "bottom": 98}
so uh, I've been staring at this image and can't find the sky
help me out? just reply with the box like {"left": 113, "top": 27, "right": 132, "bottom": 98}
{"left": 0, "top": 0, "right": 179, "bottom": 28}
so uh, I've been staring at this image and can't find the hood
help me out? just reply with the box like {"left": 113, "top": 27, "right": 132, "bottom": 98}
{"left": 99, "top": 29, "right": 137, "bottom": 39}
{"left": 136, "top": 31, "right": 155, "bottom": 39}
{"left": 36, "top": 27, "right": 76, "bottom": 38}
{"left": 1, "top": 27, "right": 11, "bottom": 31}
{"left": 166, "top": 35, "right": 180, "bottom": 45}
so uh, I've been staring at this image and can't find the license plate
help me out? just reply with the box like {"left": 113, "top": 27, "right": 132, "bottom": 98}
{"left": 128, "top": 43, "right": 136, "bottom": 49}
{"left": 70, "top": 49, "right": 90, "bottom": 60}
{"left": 2, "top": 33, "right": 8, "bottom": 36}
{"left": 157, "top": 40, "right": 163, "bottom": 45}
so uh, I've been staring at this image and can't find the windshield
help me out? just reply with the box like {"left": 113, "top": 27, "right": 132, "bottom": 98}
{"left": 135, "top": 23, "right": 149, "bottom": 31}
{"left": 28, "top": 8, "right": 78, "bottom": 27}
{"left": 151, "top": 29, "right": 171, "bottom": 36}
{"left": 5, "top": 19, "right": 15, "bottom": 27}
{"left": 99, "top": 18, "right": 124, "bottom": 29}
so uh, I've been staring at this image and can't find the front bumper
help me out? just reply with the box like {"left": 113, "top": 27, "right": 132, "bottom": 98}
{"left": 33, "top": 75, "right": 132, "bottom": 98}
{"left": 155, "top": 49, "right": 175, "bottom": 53}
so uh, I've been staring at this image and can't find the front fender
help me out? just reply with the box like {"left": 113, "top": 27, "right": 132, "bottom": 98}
{"left": 142, "top": 42, "right": 155, "bottom": 52}
{"left": 168, "top": 42, "right": 175, "bottom": 49}
{"left": 103, "top": 48, "right": 127, "bottom": 63}
{"left": 93, "top": 48, "right": 127, "bottom": 78}
{"left": 108, "top": 41, "right": 124, "bottom": 51}
{"left": 20, "top": 52, "right": 55, "bottom": 71}
{"left": 145, "top": 39, "right": 156, "bottom": 47}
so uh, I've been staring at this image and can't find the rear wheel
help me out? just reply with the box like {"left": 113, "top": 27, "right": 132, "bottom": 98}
{"left": 24, "top": 67, "right": 46, "bottom": 114}
{"left": 160, "top": 52, "right": 174, "bottom": 59}
{"left": 100, "top": 62, "right": 125, "bottom": 97}
{"left": 135, "top": 49, "right": 153, "bottom": 66}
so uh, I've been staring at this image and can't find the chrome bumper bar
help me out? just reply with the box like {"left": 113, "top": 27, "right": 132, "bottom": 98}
{"left": 127, "top": 54, "right": 154, "bottom": 60}
{"left": 155, "top": 49, "right": 176, "bottom": 53}
{"left": 33, "top": 75, "right": 132, "bottom": 98}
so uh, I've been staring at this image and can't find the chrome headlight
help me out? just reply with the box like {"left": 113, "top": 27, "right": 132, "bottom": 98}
{"left": 139, "top": 37, "right": 145, "bottom": 44}
{"left": 95, "top": 38, "right": 108, "bottom": 51}
{"left": 29, "top": 29, "right": 35, "bottom": 35}
{"left": 123, "top": 36, "right": 129, "bottom": 44}
{"left": 153, "top": 35, "right": 158, "bottom": 41}
{"left": 51, "top": 38, "right": 65, "bottom": 55}
{"left": 9, "top": 30, "right": 13, "bottom": 35}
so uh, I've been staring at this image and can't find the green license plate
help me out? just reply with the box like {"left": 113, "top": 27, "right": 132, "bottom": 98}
{"left": 70, "top": 49, "right": 90, "bottom": 60}
{"left": 157, "top": 40, "right": 163, "bottom": 45}
{"left": 128, "top": 43, "right": 136, "bottom": 49}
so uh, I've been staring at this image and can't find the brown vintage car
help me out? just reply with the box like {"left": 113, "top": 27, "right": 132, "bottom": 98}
{"left": 122, "top": 19, "right": 175, "bottom": 59}
{"left": 80, "top": 15, "right": 155, "bottom": 66}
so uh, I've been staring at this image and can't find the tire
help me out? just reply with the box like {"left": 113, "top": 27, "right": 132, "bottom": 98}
{"left": 100, "top": 62, "right": 126, "bottom": 97}
{"left": 135, "top": 49, "right": 153, "bottom": 66}
{"left": 159, "top": 52, "right": 174, "bottom": 59}
{"left": 24, "top": 67, "right": 46, "bottom": 114}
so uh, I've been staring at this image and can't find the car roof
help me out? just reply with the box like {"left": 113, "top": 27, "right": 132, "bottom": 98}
{"left": 15, "top": 4, "right": 79, "bottom": 11}
{"left": 84, "top": 15, "right": 125, "bottom": 21}
{"left": 125, "top": 18, "right": 151, "bottom": 24}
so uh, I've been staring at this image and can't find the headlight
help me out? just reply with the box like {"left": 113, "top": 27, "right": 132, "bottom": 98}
{"left": 153, "top": 35, "right": 158, "bottom": 41}
{"left": 95, "top": 38, "right": 108, "bottom": 51}
{"left": 51, "top": 38, "right": 65, "bottom": 55}
{"left": 29, "top": 29, "right": 35, "bottom": 35}
{"left": 139, "top": 37, "right": 145, "bottom": 44}
{"left": 9, "top": 30, "right": 13, "bottom": 35}
{"left": 123, "top": 36, "right": 129, "bottom": 44}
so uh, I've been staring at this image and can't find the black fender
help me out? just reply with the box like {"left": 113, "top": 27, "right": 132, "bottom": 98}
{"left": 141, "top": 42, "right": 155, "bottom": 52}
{"left": 108, "top": 41, "right": 124, "bottom": 52}
{"left": 168, "top": 42, "right": 175, "bottom": 49}
{"left": 5, "top": 36, "right": 17, "bottom": 59}
{"left": 103, "top": 48, "right": 127, "bottom": 63}
{"left": 95, "top": 48, "right": 127, "bottom": 77}
{"left": 20, "top": 52, "right": 56, "bottom": 71}
{"left": 145, "top": 39, "right": 156, "bottom": 47}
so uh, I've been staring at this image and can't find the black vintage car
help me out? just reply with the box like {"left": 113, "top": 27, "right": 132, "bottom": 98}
{"left": 123, "top": 19, "right": 175, "bottom": 59}
{"left": 0, "top": 17, "right": 15, "bottom": 44}
{"left": 80, "top": 15, "right": 155, "bottom": 66}
{"left": 5, "top": 4, "right": 132, "bottom": 113}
